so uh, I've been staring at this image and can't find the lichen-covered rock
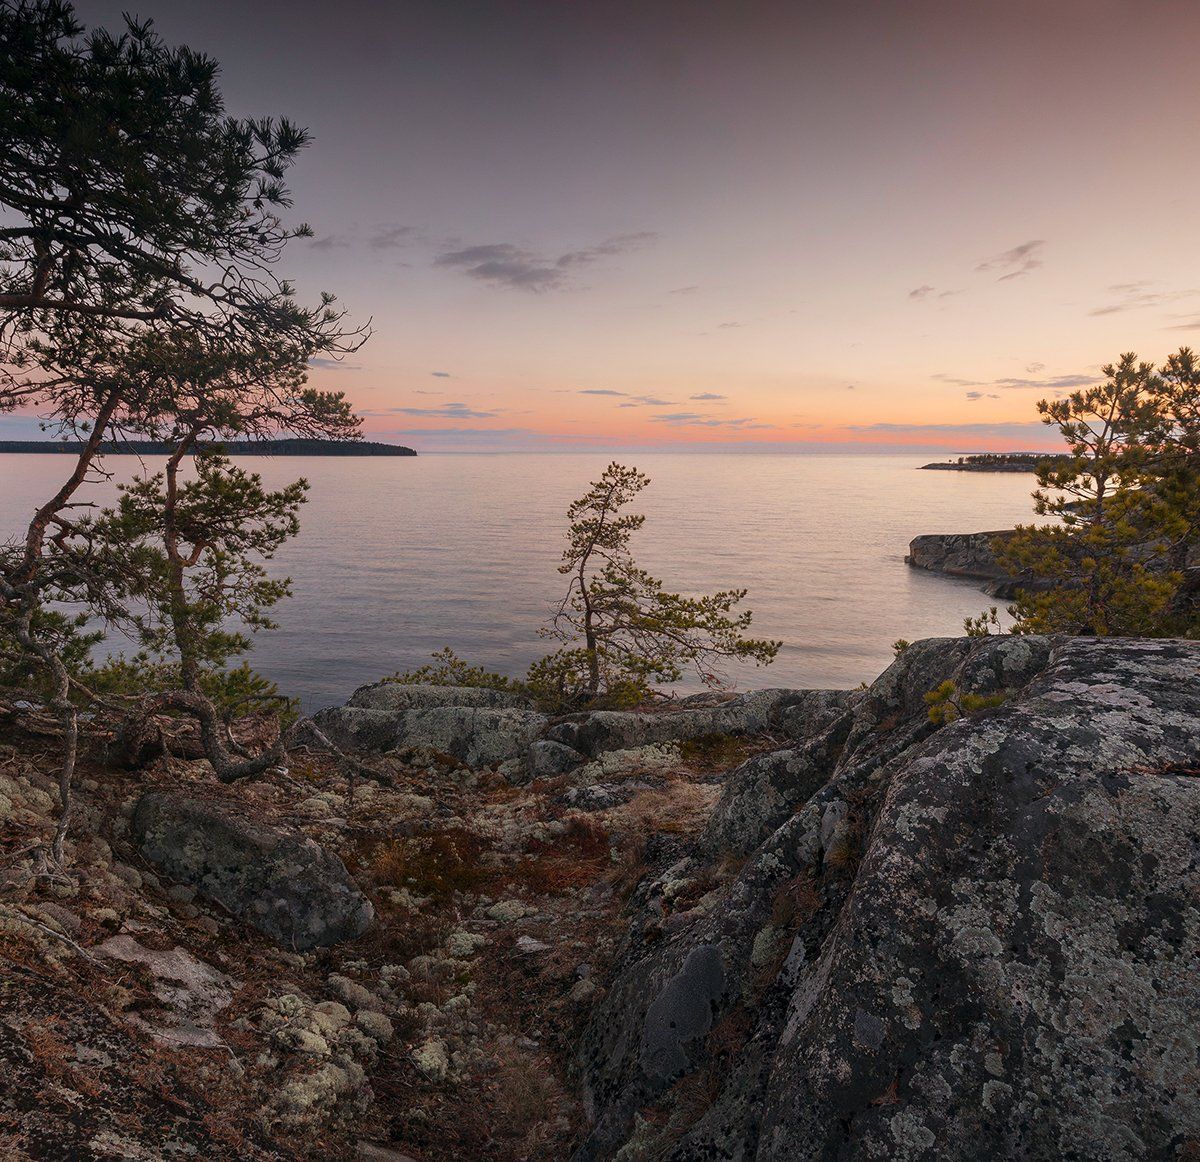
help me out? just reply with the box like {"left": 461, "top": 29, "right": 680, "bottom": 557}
{"left": 576, "top": 637, "right": 1200, "bottom": 1160}
{"left": 347, "top": 681, "right": 530, "bottom": 711}
{"left": 545, "top": 689, "right": 804, "bottom": 757}
{"left": 772, "top": 688, "right": 860, "bottom": 742}
{"left": 702, "top": 636, "right": 1054, "bottom": 860}
{"left": 308, "top": 703, "right": 549, "bottom": 766}
{"left": 527, "top": 738, "right": 587, "bottom": 778}
{"left": 905, "top": 530, "right": 1014, "bottom": 584}
{"left": 131, "top": 793, "right": 373, "bottom": 951}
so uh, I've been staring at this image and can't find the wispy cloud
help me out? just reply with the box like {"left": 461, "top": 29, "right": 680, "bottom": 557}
{"left": 690, "top": 392, "right": 726, "bottom": 401}
{"left": 435, "top": 232, "right": 656, "bottom": 292}
{"left": 431, "top": 371, "right": 452, "bottom": 378}
{"left": 310, "top": 235, "right": 350, "bottom": 251}
{"left": 367, "top": 401, "right": 500, "bottom": 420}
{"left": 965, "top": 391, "right": 1000, "bottom": 401}
{"left": 909, "top": 285, "right": 935, "bottom": 300}
{"left": 668, "top": 285, "right": 699, "bottom": 295}
{"left": 844, "top": 420, "right": 1060, "bottom": 446}
{"left": 932, "top": 373, "right": 985, "bottom": 387}
{"left": 380, "top": 426, "right": 534, "bottom": 438}
{"left": 369, "top": 224, "right": 416, "bottom": 250}
{"left": 650, "top": 412, "right": 767, "bottom": 428}
{"left": 582, "top": 389, "right": 678, "bottom": 406}
{"left": 992, "top": 374, "right": 1095, "bottom": 389}
{"left": 975, "top": 239, "right": 1045, "bottom": 281}
{"left": 934, "top": 370, "right": 1095, "bottom": 390}
{"left": 308, "top": 357, "right": 361, "bottom": 371}
{"left": 715, "top": 321, "right": 744, "bottom": 330}
{"left": 1090, "top": 282, "right": 1200, "bottom": 317}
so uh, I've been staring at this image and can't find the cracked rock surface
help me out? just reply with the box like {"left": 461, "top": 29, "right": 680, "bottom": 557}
{"left": 575, "top": 636, "right": 1200, "bottom": 1161}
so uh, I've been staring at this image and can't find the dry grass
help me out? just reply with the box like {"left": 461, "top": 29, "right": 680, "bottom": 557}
{"left": 771, "top": 872, "right": 823, "bottom": 930}
{"left": 612, "top": 781, "right": 720, "bottom": 837}
{"left": 366, "top": 827, "right": 497, "bottom": 901}
{"left": 514, "top": 814, "right": 612, "bottom": 895}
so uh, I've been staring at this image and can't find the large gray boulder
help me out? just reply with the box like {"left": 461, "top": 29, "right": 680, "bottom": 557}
{"left": 544, "top": 688, "right": 809, "bottom": 757}
{"left": 309, "top": 703, "right": 549, "bottom": 766}
{"left": 576, "top": 637, "right": 1200, "bottom": 1160}
{"left": 702, "top": 636, "right": 1054, "bottom": 858}
{"left": 310, "top": 683, "right": 835, "bottom": 773}
{"left": 131, "top": 793, "right": 373, "bottom": 951}
{"left": 346, "top": 681, "right": 530, "bottom": 712}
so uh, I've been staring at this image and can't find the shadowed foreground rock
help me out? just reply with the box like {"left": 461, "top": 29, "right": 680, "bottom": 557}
{"left": 132, "top": 793, "right": 374, "bottom": 951}
{"left": 575, "top": 636, "right": 1200, "bottom": 1160}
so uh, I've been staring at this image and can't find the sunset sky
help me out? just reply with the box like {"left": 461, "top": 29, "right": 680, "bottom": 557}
{"left": 47, "top": 1, "right": 1200, "bottom": 451}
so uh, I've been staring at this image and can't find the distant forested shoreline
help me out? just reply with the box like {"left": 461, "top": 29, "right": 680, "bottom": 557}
{"left": 0, "top": 438, "right": 416, "bottom": 457}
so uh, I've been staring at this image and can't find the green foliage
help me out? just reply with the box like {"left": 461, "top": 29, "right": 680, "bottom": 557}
{"left": 388, "top": 647, "right": 518, "bottom": 693}
{"left": 541, "top": 462, "right": 780, "bottom": 708}
{"left": 1000, "top": 351, "right": 1194, "bottom": 637}
{"left": 525, "top": 648, "right": 645, "bottom": 711}
{"left": 87, "top": 453, "right": 306, "bottom": 681}
{"left": 963, "top": 607, "right": 1002, "bottom": 637}
{"left": 84, "top": 655, "right": 296, "bottom": 722}
{"left": 891, "top": 638, "right": 911, "bottom": 657}
{"left": 924, "top": 680, "right": 1009, "bottom": 725}
{"left": 0, "top": 607, "right": 98, "bottom": 692}
{"left": 0, "top": 0, "right": 362, "bottom": 357}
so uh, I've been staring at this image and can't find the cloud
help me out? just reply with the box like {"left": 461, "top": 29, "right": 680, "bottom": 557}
{"left": 849, "top": 420, "right": 1052, "bottom": 438}
{"left": 650, "top": 412, "right": 766, "bottom": 428}
{"left": 975, "top": 239, "right": 1045, "bottom": 281}
{"left": 1026, "top": 362, "right": 1045, "bottom": 373}
{"left": 308, "top": 357, "right": 361, "bottom": 370}
{"left": 992, "top": 374, "right": 1095, "bottom": 389}
{"left": 367, "top": 401, "right": 501, "bottom": 420}
{"left": 690, "top": 392, "right": 726, "bottom": 401}
{"left": 379, "top": 426, "right": 535, "bottom": 438}
{"left": 1166, "top": 316, "right": 1200, "bottom": 331}
{"left": 1090, "top": 283, "right": 1200, "bottom": 316}
{"left": 583, "top": 390, "right": 677, "bottom": 406}
{"left": 908, "top": 285, "right": 935, "bottom": 300}
{"left": 431, "top": 371, "right": 452, "bottom": 378}
{"left": 716, "top": 321, "right": 744, "bottom": 329}
{"left": 965, "top": 391, "right": 1000, "bottom": 401}
{"left": 934, "top": 370, "right": 1095, "bottom": 390}
{"left": 668, "top": 285, "right": 699, "bottom": 295}
{"left": 435, "top": 233, "right": 656, "bottom": 292}
{"left": 369, "top": 224, "right": 416, "bottom": 250}
{"left": 309, "top": 235, "right": 350, "bottom": 251}
{"left": 555, "top": 232, "right": 657, "bottom": 269}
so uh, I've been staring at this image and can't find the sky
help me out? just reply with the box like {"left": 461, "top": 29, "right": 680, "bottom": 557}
{"left": 37, "top": 0, "right": 1200, "bottom": 452}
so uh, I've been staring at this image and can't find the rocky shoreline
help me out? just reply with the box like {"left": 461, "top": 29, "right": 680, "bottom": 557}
{"left": 3, "top": 636, "right": 1198, "bottom": 1158}
{"left": 904, "top": 530, "right": 1028, "bottom": 597}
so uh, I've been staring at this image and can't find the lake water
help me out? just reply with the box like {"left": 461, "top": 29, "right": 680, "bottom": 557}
{"left": 0, "top": 452, "right": 1040, "bottom": 711}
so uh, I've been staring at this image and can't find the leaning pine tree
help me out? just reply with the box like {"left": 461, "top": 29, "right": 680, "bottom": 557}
{"left": 528, "top": 462, "right": 780, "bottom": 708}
{"left": 0, "top": 1, "right": 366, "bottom": 862}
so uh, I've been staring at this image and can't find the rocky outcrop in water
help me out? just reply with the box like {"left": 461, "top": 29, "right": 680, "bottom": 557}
{"left": 573, "top": 635, "right": 1200, "bottom": 1160}
{"left": 904, "top": 530, "right": 1020, "bottom": 595}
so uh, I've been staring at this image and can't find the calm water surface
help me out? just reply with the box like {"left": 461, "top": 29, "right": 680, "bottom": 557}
{"left": 0, "top": 452, "right": 1039, "bottom": 711}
